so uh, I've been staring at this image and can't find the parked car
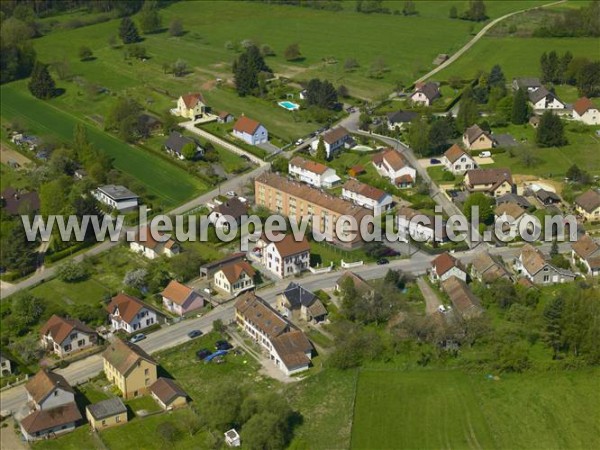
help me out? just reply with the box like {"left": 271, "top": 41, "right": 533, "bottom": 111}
{"left": 215, "top": 340, "right": 233, "bottom": 351}
{"left": 130, "top": 333, "right": 146, "bottom": 343}
{"left": 226, "top": 191, "right": 237, "bottom": 197}
{"left": 240, "top": 155, "right": 250, "bottom": 161}
{"left": 295, "top": 138, "right": 304, "bottom": 146}
{"left": 479, "top": 151, "right": 491, "bottom": 158}
{"left": 187, "top": 330, "right": 203, "bottom": 339}
{"left": 430, "top": 158, "right": 441, "bottom": 165}
{"left": 377, "top": 258, "right": 390, "bottom": 265}
{"left": 196, "top": 348, "right": 211, "bottom": 360}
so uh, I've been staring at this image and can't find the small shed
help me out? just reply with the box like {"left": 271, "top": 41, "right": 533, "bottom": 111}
{"left": 225, "top": 428, "right": 241, "bottom": 447}
{"left": 149, "top": 377, "right": 188, "bottom": 410}
{"left": 85, "top": 397, "right": 128, "bottom": 431}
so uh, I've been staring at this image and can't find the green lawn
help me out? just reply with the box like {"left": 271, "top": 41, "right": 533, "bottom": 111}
{"left": 489, "top": 123, "right": 600, "bottom": 178}
{"left": 436, "top": 36, "right": 598, "bottom": 82}
{"left": 0, "top": 83, "right": 206, "bottom": 209}
{"left": 427, "top": 165, "right": 459, "bottom": 184}
{"left": 33, "top": 426, "right": 102, "bottom": 450}
{"left": 29, "top": 277, "right": 111, "bottom": 311}
{"left": 351, "top": 369, "right": 600, "bottom": 450}
{"left": 310, "top": 240, "right": 371, "bottom": 266}
{"left": 126, "top": 395, "right": 162, "bottom": 415}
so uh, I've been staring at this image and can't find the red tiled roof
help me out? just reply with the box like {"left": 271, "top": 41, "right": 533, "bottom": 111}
{"left": 322, "top": 126, "right": 349, "bottom": 145}
{"left": 234, "top": 292, "right": 288, "bottom": 338}
{"left": 219, "top": 260, "right": 256, "bottom": 284}
{"left": 181, "top": 93, "right": 204, "bottom": 108}
{"left": 575, "top": 189, "right": 600, "bottom": 213}
{"left": 573, "top": 97, "right": 596, "bottom": 116}
{"left": 233, "top": 116, "right": 261, "bottom": 134}
{"left": 161, "top": 280, "right": 194, "bottom": 306}
{"left": 106, "top": 293, "right": 151, "bottom": 324}
{"left": 444, "top": 144, "right": 467, "bottom": 163}
{"left": 20, "top": 403, "right": 82, "bottom": 435}
{"left": 343, "top": 179, "right": 386, "bottom": 202}
{"left": 373, "top": 148, "right": 409, "bottom": 171}
{"left": 25, "top": 370, "right": 74, "bottom": 404}
{"left": 289, "top": 156, "right": 330, "bottom": 175}
{"left": 149, "top": 377, "right": 187, "bottom": 406}
{"left": 432, "top": 252, "right": 463, "bottom": 276}
{"left": 263, "top": 233, "right": 310, "bottom": 258}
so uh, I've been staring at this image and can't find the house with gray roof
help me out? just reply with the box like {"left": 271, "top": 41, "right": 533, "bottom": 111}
{"left": 85, "top": 397, "right": 127, "bottom": 431}
{"left": 528, "top": 87, "right": 565, "bottom": 110}
{"left": 276, "top": 282, "right": 327, "bottom": 323}
{"left": 386, "top": 110, "right": 418, "bottom": 130}
{"left": 164, "top": 131, "right": 202, "bottom": 160}
{"left": 92, "top": 185, "right": 139, "bottom": 212}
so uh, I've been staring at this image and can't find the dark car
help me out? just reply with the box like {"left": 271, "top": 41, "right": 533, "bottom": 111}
{"left": 196, "top": 348, "right": 211, "bottom": 360}
{"left": 215, "top": 340, "right": 233, "bottom": 351}
{"left": 430, "top": 158, "right": 441, "bottom": 165}
{"left": 240, "top": 154, "right": 250, "bottom": 161}
{"left": 377, "top": 258, "right": 390, "bottom": 265}
{"left": 187, "top": 329, "right": 203, "bottom": 339}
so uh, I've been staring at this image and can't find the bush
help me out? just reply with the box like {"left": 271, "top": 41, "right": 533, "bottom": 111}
{"left": 56, "top": 260, "right": 90, "bottom": 282}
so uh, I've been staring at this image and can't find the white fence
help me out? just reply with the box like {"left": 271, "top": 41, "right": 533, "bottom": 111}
{"left": 308, "top": 263, "right": 334, "bottom": 274}
{"left": 341, "top": 260, "right": 364, "bottom": 269}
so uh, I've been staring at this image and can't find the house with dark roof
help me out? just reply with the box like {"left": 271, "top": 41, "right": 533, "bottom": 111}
{"left": 214, "top": 260, "right": 256, "bottom": 296}
{"left": 40, "top": 315, "right": 97, "bottom": 357}
{"left": 441, "top": 276, "right": 483, "bottom": 320}
{"left": 235, "top": 292, "right": 313, "bottom": 375}
{"left": 92, "top": 185, "right": 139, "bottom": 212}
{"left": 342, "top": 179, "right": 393, "bottom": 216}
{"left": 217, "top": 111, "right": 234, "bottom": 124}
{"left": 335, "top": 271, "right": 374, "bottom": 297}
{"left": 496, "top": 193, "right": 532, "bottom": 210}
{"left": 430, "top": 252, "right": 467, "bottom": 283}
{"left": 534, "top": 188, "right": 561, "bottom": 206}
{"left": 572, "top": 97, "right": 600, "bottom": 125}
{"left": 528, "top": 87, "right": 565, "bottom": 110}
{"left": 442, "top": 144, "right": 477, "bottom": 175}
{"left": 277, "top": 282, "right": 327, "bottom": 323}
{"left": 20, "top": 370, "right": 80, "bottom": 441}
{"left": 138, "top": 113, "right": 163, "bottom": 136}
{"left": 410, "top": 81, "right": 440, "bottom": 106}
{"left": 471, "top": 251, "right": 512, "bottom": 284}
{"left": 200, "top": 253, "right": 247, "bottom": 278}
{"left": 102, "top": 338, "right": 157, "bottom": 398}
{"left": 571, "top": 234, "right": 600, "bottom": 276}
{"left": 176, "top": 93, "right": 208, "bottom": 119}
{"left": 85, "top": 397, "right": 127, "bottom": 431}
{"left": 386, "top": 110, "right": 418, "bottom": 130}
{"left": 161, "top": 280, "right": 204, "bottom": 316}
{"left": 106, "top": 293, "right": 159, "bottom": 334}
{"left": 256, "top": 233, "right": 311, "bottom": 278}
{"left": 372, "top": 148, "right": 417, "bottom": 188}
{"left": 462, "top": 124, "right": 494, "bottom": 151}
{"left": 208, "top": 197, "right": 249, "bottom": 229}
{"left": 574, "top": 189, "right": 600, "bottom": 221}
{"left": 514, "top": 244, "right": 575, "bottom": 285}
{"left": 512, "top": 77, "right": 542, "bottom": 92}
{"left": 310, "top": 126, "right": 351, "bottom": 158}
{"left": 149, "top": 377, "right": 188, "bottom": 410}
{"left": 464, "top": 168, "right": 515, "bottom": 197}
{"left": 0, "top": 188, "right": 40, "bottom": 215}
{"left": 130, "top": 226, "right": 180, "bottom": 259}
{"left": 233, "top": 116, "right": 268, "bottom": 145}
{"left": 288, "top": 156, "right": 341, "bottom": 188}
{"left": 164, "top": 131, "right": 202, "bottom": 160}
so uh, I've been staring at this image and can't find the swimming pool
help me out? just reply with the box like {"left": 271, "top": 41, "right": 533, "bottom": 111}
{"left": 278, "top": 101, "right": 300, "bottom": 111}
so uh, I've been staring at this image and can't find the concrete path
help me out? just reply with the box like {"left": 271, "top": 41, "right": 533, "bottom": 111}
{"left": 416, "top": 277, "right": 443, "bottom": 315}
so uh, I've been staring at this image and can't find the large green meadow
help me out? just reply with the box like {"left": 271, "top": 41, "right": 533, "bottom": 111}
{"left": 351, "top": 369, "right": 600, "bottom": 450}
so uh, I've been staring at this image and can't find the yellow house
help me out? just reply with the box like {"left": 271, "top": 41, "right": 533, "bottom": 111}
{"left": 464, "top": 168, "right": 515, "bottom": 197}
{"left": 149, "top": 377, "right": 188, "bottom": 410}
{"left": 102, "top": 338, "right": 157, "bottom": 399}
{"left": 462, "top": 124, "right": 494, "bottom": 151}
{"left": 574, "top": 189, "right": 600, "bottom": 221}
{"left": 176, "top": 93, "right": 207, "bottom": 120}
{"left": 85, "top": 397, "right": 128, "bottom": 431}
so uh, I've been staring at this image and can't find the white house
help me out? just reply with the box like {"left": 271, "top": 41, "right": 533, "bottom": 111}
{"left": 572, "top": 97, "right": 600, "bottom": 125}
{"left": 256, "top": 234, "right": 310, "bottom": 279}
{"left": 310, "top": 126, "right": 350, "bottom": 159}
{"left": 213, "top": 260, "right": 256, "bottom": 296}
{"left": 164, "top": 131, "right": 202, "bottom": 160}
{"left": 342, "top": 179, "right": 392, "bottom": 216}
{"left": 442, "top": 144, "right": 477, "bottom": 175}
{"left": 233, "top": 116, "right": 268, "bottom": 145}
{"left": 494, "top": 202, "right": 536, "bottom": 237}
{"left": 514, "top": 244, "right": 576, "bottom": 285}
{"left": 397, "top": 206, "right": 448, "bottom": 243}
{"left": 106, "top": 293, "right": 159, "bottom": 333}
{"left": 430, "top": 252, "right": 467, "bottom": 283}
{"left": 20, "top": 370, "right": 81, "bottom": 441}
{"left": 92, "top": 185, "right": 139, "bottom": 212}
{"left": 386, "top": 110, "right": 418, "bottom": 131}
{"left": 410, "top": 81, "right": 440, "bottom": 106}
{"left": 130, "top": 226, "right": 180, "bottom": 259}
{"left": 372, "top": 148, "right": 417, "bottom": 188}
{"left": 571, "top": 234, "right": 600, "bottom": 276}
{"left": 512, "top": 77, "right": 542, "bottom": 93}
{"left": 235, "top": 292, "right": 313, "bottom": 376}
{"left": 208, "top": 197, "right": 249, "bottom": 229}
{"left": 40, "top": 315, "right": 97, "bottom": 358}
{"left": 528, "top": 87, "right": 565, "bottom": 110}
{"left": 161, "top": 280, "right": 205, "bottom": 316}
{"left": 175, "top": 93, "right": 208, "bottom": 120}
{"left": 288, "top": 156, "right": 341, "bottom": 188}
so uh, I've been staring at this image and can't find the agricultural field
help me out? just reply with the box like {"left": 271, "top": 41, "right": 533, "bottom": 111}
{"left": 435, "top": 36, "right": 598, "bottom": 82}
{"left": 0, "top": 83, "right": 207, "bottom": 209}
{"left": 351, "top": 368, "right": 600, "bottom": 450}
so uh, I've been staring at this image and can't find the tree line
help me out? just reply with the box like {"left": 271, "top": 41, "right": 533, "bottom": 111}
{"left": 533, "top": 0, "right": 600, "bottom": 37}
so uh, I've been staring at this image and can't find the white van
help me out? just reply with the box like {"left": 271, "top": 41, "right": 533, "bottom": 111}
{"left": 479, "top": 151, "right": 492, "bottom": 158}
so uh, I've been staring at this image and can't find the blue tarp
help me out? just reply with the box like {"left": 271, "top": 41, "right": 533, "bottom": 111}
{"left": 204, "top": 349, "right": 228, "bottom": 362}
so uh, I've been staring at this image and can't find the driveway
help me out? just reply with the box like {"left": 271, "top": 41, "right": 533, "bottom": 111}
{"left": 416, "top": 277, "right": 443, "bottom": 315}
{"left": 257, "top": 141, "right": 281, "bottom": 156}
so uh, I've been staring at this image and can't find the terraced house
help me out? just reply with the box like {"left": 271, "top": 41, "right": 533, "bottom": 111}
{"left": 235, "top": 292, "right": 313, "bottom": 376}
{"left": 103, "top": 338, "right": 158, "bottom": 399}
{"left": 255, "top": 172, "right": 370, "bottom": 248}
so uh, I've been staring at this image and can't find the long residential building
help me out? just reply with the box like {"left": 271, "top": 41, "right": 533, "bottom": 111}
{"left": 254, "top": 172, "right": 371, "bottom": 248}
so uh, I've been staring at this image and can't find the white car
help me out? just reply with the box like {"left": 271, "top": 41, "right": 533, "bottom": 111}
{"left": 479, "top": 151, "right": 491, "bottom": 158}
{"left": 295, "top": 139, "right": 304, "bottom": 146}
{"left": 226, "top": 191, "right": 237, "bottom": 197}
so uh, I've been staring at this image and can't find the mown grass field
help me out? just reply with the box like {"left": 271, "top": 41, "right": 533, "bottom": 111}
{"left": 0, "top": 83, "right": 206, "bottom": 208}
{"left": 436, "top": 36, "right": 598, "bottom": 81}
{"left": 351, "top": 369, "right": 600, "bottom": 450}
